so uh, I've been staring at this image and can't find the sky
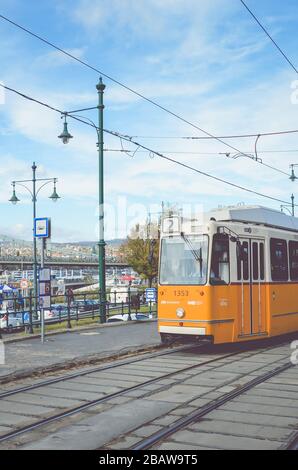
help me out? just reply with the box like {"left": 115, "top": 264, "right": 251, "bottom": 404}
{"left": 0, "top": 0, "right": 298, "bottom": 242}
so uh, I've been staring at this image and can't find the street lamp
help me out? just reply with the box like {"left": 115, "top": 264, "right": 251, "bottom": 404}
{"left": 49, "top": 179, "right": 60, "bottom": 202}
{"left": 9, "top": 162, "right": 60, "bottom": 333}
{"left": 58, "top": 77, "right": 107, "bottom": 323}
{"left": 58, "top": 115, "right": 73, "bottom": 144}
{"left": 9, "top": 183, "right": 20, "bottom": 205}
{"left": 281, "top": 194, "right": 295, "bottom": 217}
{"left": 288, "top": 164, "right": 298, "bottom": 216}
{"left": 290, "top": 164, "right": 298, "bottom": 182}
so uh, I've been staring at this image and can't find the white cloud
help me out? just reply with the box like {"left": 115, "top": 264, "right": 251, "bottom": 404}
{"left": 106, "top": 80, "right": 215, "bottom": 106}
{"left": 3, "top": 65, "right": 296, "bottom": 211}
{"left": 71, "top": 0, "right": 198, "bottom": 32}
{"left": 0, "top": 0, "right": 297, "bottom": 242}
{"left": 34, "top": 48, "right": 86, "bottom": 68}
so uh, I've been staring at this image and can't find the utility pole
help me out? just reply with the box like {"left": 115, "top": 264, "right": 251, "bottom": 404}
{"left": 96, "top": 78, "right": 107, "bottom": 323}
{"left": 289, "top": 163, "right": 298, "bottom": 216}
{"left": 40, "top": 238, "right": 45, "bottom": 343}
{"left": 58, "top": 78, "right": 107, "bottom": 323}
{"left": 32, "top": 162, "right": 38, "bottom": 322}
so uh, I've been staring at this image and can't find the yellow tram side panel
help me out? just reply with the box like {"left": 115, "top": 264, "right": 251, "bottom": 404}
{"left": 268, "top": 283, "right": 298, "bottom": 337}
{"left": 234, "top": 283, "right": 268, "bottom": 340}
{"left": 158, "top": 285, "right": 238, "bottom": 344}
{"left": 158, "top": 282, "right": 298, "bottom": 344}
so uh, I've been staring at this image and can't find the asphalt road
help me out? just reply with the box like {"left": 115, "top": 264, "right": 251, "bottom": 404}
{"left": 0, "top": 321, "right": 160, "bottom": 379}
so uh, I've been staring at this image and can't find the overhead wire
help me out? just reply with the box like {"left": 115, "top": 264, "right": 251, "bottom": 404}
{"left": 127, "top": 129, "right": 298, "bottom": 140}
{"left": 0, "top": 82, "right": 291, "bottom": 178}
{"left": 240, "top": 0, "right": 298, "bottom": 74}
{"left": 104, "top": 148, "right": 298, "bottom": 155}
{"left": 0, "top": 13, "right": 292, "bottom": 178}
{"left": 0, "top": 81, "right": 295, "bottom": 207}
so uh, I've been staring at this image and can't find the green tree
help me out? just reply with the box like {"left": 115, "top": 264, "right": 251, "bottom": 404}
{"left": 121, "top": 223, "right": 159, "bottom": 287}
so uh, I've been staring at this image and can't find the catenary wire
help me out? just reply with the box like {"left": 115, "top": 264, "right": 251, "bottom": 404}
{"left": 240, "top": 0, "right": 298, "bottom": 74}
{"left": 0, "top": 82, "right": 291, "bottom": 177}
{"left": 105, "top": 148, "right": 298, "bottom": 155}
{"left": 102, "top": 128, "right": 297, "bottom": 206}
{"left": 0, "top": 81, "right": 295, "bottom": 207}
{"left": 125, "top": 129, "right": 298, "bottom": 139}
{"left": 0, "top": 12, "right": 292, "bottom": 177}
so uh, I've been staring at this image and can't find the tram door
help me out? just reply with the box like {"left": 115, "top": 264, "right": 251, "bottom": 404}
{"left": 237, "top": 239, "right": 267, "bottom": 336}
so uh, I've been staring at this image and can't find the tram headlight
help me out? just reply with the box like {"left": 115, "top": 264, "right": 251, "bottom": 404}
{"left": 176, "top": 308, "right": 185, "bottom": 319}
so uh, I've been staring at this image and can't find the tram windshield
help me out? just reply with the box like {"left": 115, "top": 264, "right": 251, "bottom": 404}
{"left": 159, "top": 235, "right": 209, "bottom": 285}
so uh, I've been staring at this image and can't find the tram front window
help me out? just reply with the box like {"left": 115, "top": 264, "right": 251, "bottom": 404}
{"left": 159, "top": 235, "right": 209, "bottom": 285}
{"left": 210, "top": 233, "right": 230, "bottom": 285}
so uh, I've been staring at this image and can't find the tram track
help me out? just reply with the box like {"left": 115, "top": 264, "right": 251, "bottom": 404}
{"left": 0, "top": 339, "right": 292, "bottom": 448}
{"left": 131, "top": 360, "right": 295, "bottom": 450}
{"left": 0, "top": 342, "right": 275, "bottom": 446}
{"left": 0, "top": 343, "right": 195, "bottom": 399}
{"left": 286, "top": 431, "right": 298, "bottom": 450}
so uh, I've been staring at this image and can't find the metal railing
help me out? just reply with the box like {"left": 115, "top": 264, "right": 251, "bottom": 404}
{"left": 0, "top": 288, "right": 157, "bottom": 336}
{"left": 0, "top": 255, "right": 126, "bottom": 264}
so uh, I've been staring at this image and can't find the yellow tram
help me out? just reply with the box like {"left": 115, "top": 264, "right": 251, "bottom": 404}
{"left": 158, "top": 206, "right": 298, "bottom": 344}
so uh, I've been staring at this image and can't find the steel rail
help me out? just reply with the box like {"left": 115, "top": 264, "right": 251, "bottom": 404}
{"left": 286, "top": 431, "right": 298, "bottom": 450}
{"left": 132, "top": 361, "right": 294, "bottom": 450}
{"left": 0, "top": 346, "right": 249, "bottom": 443}
{"left": 0, "top": 344, "right": 197, "bottom": 398}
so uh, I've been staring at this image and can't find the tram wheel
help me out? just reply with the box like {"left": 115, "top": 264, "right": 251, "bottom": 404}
{"left": 160, "top": 333, "right": 174, "bottom": 345}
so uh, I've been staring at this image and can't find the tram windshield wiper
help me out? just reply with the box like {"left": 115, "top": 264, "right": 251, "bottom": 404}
{"left": 181, "top": 233, "right": 203, "bottom": 276}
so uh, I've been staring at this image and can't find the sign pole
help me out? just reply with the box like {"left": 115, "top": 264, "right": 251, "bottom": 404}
{"left": 34, "top": 217, "right": 51, "bottom": 344}
{"left": 40, "top": 238, "right": 45, "bottom": 344}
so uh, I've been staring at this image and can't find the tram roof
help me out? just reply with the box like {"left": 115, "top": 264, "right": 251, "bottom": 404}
{"left": 207, "top": 205, "right": 298, "bottom": 232}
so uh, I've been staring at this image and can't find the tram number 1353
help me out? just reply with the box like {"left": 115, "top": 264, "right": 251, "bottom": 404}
{"left": 174, "top": 290, "right": 189, "bottom": 297}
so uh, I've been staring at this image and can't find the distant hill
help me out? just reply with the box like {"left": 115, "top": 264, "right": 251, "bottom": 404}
{"left": 0, "top": 234, "right": 125, "bottom": 247}
{"left": 0, "top": 235, "right": 30, "bottom": 245}
{"left": 54, "top": 239, "right": 125, "bottom": 247}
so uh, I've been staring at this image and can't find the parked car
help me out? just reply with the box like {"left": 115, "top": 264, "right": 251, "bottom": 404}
{"left": 37, "top": 309, "right": 58, "bottom": 321}
{"left": 0, "top": 312, "right": 20, "bottom": 330}
{"left": 51, "top": 304, "right": 69, "bottom": 317}
{"left": 73, "top": 299, "right": 98, "bottom": 312}
{"left": 107, "top": 313, "right": 150, "bottom": 323}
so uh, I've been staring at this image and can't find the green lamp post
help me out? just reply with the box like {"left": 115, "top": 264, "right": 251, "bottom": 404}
{"left": 58, "top": 78, "right": 107, "bottom": 323}
{"left": 9, "top": 163, "right": 60, "bottom": 334}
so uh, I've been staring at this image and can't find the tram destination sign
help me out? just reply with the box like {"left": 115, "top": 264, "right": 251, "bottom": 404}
{"left": 162, "top": 216, "right": 180, "bottom": 234}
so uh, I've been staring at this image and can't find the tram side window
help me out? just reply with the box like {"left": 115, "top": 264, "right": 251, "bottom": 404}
{"left": 210, "top": 234, "right": 230, "bottom": 285}
{"left": 260, "top": 243, "right": 265, "bottom": 280}
{"left": 289, "top": 241, "right": 298, "bottom": 281}
{"left": 252, "top": 242, "right": 259, "bottom": 281}
{"left": 237, "top": 241, "right": 249, "bottom": 281}
{"left": 270, "top": 238, "right": 288, "bottom": 281}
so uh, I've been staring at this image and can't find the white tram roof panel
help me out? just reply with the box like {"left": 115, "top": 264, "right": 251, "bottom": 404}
{"left": 207, "top": 205, "right": 298, "bottom": 232}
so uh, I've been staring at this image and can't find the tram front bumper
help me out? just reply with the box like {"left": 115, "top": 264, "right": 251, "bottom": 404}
{"left": 159, "top": 326, "right": 206, "bottom": 335}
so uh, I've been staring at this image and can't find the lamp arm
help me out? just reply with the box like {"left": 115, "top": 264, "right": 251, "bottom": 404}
{"left": 281, "top": 206, "right": 293, "bottom": 216}
{"left": 67, "top": 113, "right": 99, "bottom": 138}
{"left": 14, "top": 182, "right": 33, "bottom": 198}
{"left": 254, "top": 134, "right": 261, "bottom": 161}
{"left": 36, "top": 180, "right": 55, "bottom": 197}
